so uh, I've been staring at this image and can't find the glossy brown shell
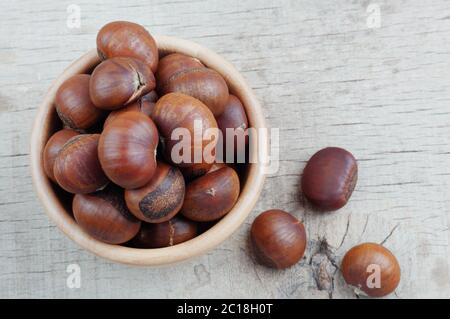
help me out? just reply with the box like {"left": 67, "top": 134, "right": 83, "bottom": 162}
{"left": 98, "top": 112, "right": 158, "bottom": 189}
{"left": 341, "top": 243, "right": 401, "bottom": 297}
{"left": 301, "top": 147, "right": 358, "bottom": 211}
{"left": 97, "top": 21, "right": 159, "bottom": 73}
{"left": 152, "top": 92, "right": 218, "bottom": 168}
{"left": 160, "top": 67, "right": 229, "bottom": 116}
{"left": 55, "top": 74, "right": 105, "bottom": 130}
{"left": 43, "top": 128, "right": 79, "bottom": 182}
{"left": 89, "top": 57, "right": 155, "bottom": 110}
{"left": 53, "top": 134, "right": 109, "bottom": 194}
{"left": 73, "top": 186, "right": 141, "bottom": 244}
{"left": 216, "top": 94, "right": 249, "bottom": 163}
{"left": 156, "top": 53, "right": 204, "bottom": 92}
{"left": 250, "top": 210, "right": 307, "bottom": 269}
{"left": 125, "top": 161, "right": 185, "bottom": 223}
{"left": 181, "top": 166, "right": 240, "bottom": 222}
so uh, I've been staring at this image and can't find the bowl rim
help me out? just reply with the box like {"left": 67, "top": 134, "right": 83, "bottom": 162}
{"left": 30, "top": 35, "right": 268, "bottom": 266}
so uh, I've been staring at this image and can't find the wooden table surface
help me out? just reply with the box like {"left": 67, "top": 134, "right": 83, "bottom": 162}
{"left": 1, "top": 0, "right": 449, "bottom": 298}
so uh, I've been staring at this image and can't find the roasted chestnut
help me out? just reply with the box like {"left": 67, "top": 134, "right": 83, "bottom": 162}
{"left": 216, "top": 94, "right": 249, "bottom": 163}
{"left": 152, "top": 92, "right": 218, "bottom": 168}
{"left": 53, "top": 134, "right": 109, "bottom": 194}
{"left": 89, "top": 57, "right": 155, "bottom": 110}
{"left": 130, "top": 216, "right": 197, "bottom": 248}
{"left": 97, "top": 21, "right": 159, "bottom": 73}
{"left": 250, "top": 210, "right": 307, "bottom": 269}
{"left": 73, "top": 186, "right": 141, "bottom": 244}
{"left": 156, "top": 54, "right": 229, "bottom": 116}
{"left": 125, "top": 161, "right": 185, "bottom": 223}
{"left": 301, "top": 147, "right": 358, "bottom": 211}
{"left": 55, "top": 74, "right": 105, "bottom": 130}
{"left": 181, "top": 166, "right": 240, "bottom": 222}
{"left": 98, "top": 111, "right": 158, "bottom": 189}
{"left": 341, "top": 243, "right": 401, "bottom": 297}
{"left": 43, "top": 128, "right": 79, "bottom": 182}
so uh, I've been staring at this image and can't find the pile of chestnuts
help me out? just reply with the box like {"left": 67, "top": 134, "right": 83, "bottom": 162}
{"left": 44, "top": 21, "right": 249, "bottom": 248}
{"left": 249, "top": 147, "right": 401, "bottom": 298}
{"left": 43, "top": 20, "right": 401, "bottom": 298}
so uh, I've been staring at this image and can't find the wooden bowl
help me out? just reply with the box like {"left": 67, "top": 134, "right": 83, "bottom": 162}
{"left": 30, "top": 35, "right": 268, "bottom": 266}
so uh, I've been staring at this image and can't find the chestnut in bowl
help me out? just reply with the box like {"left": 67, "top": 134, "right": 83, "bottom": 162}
{"left": 31, "top": 36, "right": 267, "bottom": 266}
{"left": 73, "top": 186, "right": 141, "bottom": 244}
{"left": 152, "top": 92, "right": 218, "bottom": 169}
{"left": 156, "top": 53, "right": 204, "bottom": 92}
{"left": 97, "top": 21, "right": 159, "bottom": 73}
{"left": 89, "top": 57, "right": 155, "bottom": 110}
{"left": 43, "top": 128, "right": 79, "bottom": 182}
{"left": 98, "top": 111, "right": 159, "bottom": 189}
{"left": 157, "top": 54, "right": 229, "bottom": 116}
{"left": 181, "top": 166, "right": 240, "bottom": 222}
{"left": 53, "top": 134, "right": 109, "bottom": 194}
{"left": 125, "top": 161, "right": 185, "bottom": 223}
{"left": 55, "top": 74, "right": 105, "bottom": 130}
{"left": 216, "top": 94, "right": 249, "bottom": 163}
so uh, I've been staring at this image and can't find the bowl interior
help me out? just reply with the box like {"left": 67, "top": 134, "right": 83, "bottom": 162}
{"left": 30, "top": 35, "right": 267, "bottom": 266}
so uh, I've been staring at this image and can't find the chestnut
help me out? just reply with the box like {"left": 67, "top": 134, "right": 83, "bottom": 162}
{"left": 98, "top": 111, "right": 158, "bottom": 189}
{"left": 341, "top": 243, "right": 401, "bottom": 297}
{"left": 157, "top": 54, "right": 229, "bottom": 116}
{"left": 125, "top": 161, "right": 185, "bottom": 223}
{"left": 152, "top": 93, "right": 218, "bottom": 168}
{"left": 55, "top": 74, "right": 105, "bottom": 130}
{"left": 103, "top": 94, "right": 156, "bottom": 128}
{"left": 216, "top": 95, "right": 249, "bottom": 163}
{"left": 97, "top": 21, "right": 159, "bottom": 73}
{"left": 73, "top": 186, "right": 141, "bottom": 244}
{"left": 130, "top": 216, "right": 197, "bottom": 248}
{"left": 301, "top": 147, "right": 358, "bottom": 211}
{"left": 89, "top": 57, "right": 155, "bottom": 110}
{"left": 156, "top": 53, "right": 204, "bottom": 92}
{"left": 250, "top": 210, "right": 307, "bottom": 269}
{"left": 43, "top": 128, "right": 79, "bottom": 182}
{"left": 54, "top": 134, "right": 109, "bottom": 194}
{"left": 181, "top": 166, "right": 240, "bottom": 222}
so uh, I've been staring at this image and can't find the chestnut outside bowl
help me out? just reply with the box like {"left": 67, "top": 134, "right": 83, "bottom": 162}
{"left": 30, "top": 35, "right": 268, "bottom": 266}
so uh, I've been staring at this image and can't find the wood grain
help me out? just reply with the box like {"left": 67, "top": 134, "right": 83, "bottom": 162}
{"left": 1, "top": 0, "right": 449, "bottom": 298}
